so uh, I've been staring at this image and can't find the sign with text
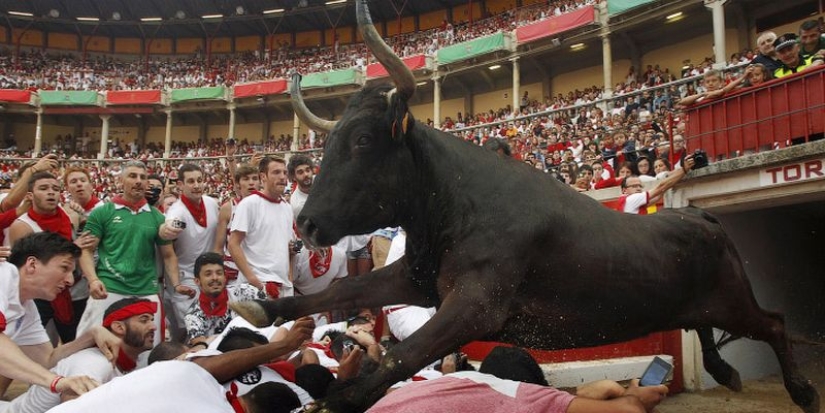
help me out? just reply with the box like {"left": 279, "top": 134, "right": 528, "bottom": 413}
{"left": 760, "top": 159, "right": 825, "bottom": 186}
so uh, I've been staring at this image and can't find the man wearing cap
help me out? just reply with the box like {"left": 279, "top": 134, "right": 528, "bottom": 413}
{"left": 3, "top": 298, "right": 156, "bottom": 413}
{"left": 773, "top": 33, "right": 825, "bottom": 78}
{"left": 0, "top": 232, "right": 119, "bottom": 402}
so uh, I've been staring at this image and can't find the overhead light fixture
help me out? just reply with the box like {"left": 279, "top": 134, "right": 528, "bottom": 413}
{"left": 202, "top": 14, "right": 224, "bottom": 19}
{"left": 141, "top": 17, "right": 162, "bottom": 22}
{"left": 49, "top": 9, "right": 60, "bottom": 18}
{"left": 77, "top": 17, "right": 100, "bottom": 22}
{"left": 175, "top": 10, "right": 186, "bottom": 19}
{"left": 326, "top": 0, "right": 346, "bottom": 5}
{"left": 416, "top": 81, "right": 427, "bottom": 86}
{"left": 9, "top": 11, "right": 34, "bottom": 17}
{"left": 570, "top": 43, "right": 585, "bottom": 51}
{"left": 236, "top": 6, "right": 245, "bottom": 15}
{"left": 488, "top": 64, "right": 501, "bottom": 70}
{"left": 666, "top": 12, "right": 684, "bottom": 22}
{"left": 263, "top": 8, "right": 285, "bottom": 14}
{"left": 112, "top": 12, "right": 121, "bottom": 21}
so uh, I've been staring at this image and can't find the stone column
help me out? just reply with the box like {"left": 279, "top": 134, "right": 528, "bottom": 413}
{"left": 511, "top": 57, "right": 520, "bottom": 114}
{"left": 164, "top": 110, "right": 173, "bottom": 159}
{"left": 433, "top": 75, "right": 442, "bottom": 129}
{"left": 705, "top": 0, "right": 729, "bottom": 69}
{"left": 228, "top": 103, "right": 236, "bottom": 141}
{"left": 98, "top": 115, "right": 110, "bottom": 160}
{"left": 33, "top": 108, "right": 43, "bottom": 157}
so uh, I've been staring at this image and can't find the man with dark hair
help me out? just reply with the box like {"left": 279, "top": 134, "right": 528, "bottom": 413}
{"left": 184, "top": 252, "right": 265, "bottom": 347}
{"left": 145, "top": 174, "right": 165, "bottom": 209}
{"left": 617, "top": 155, "right": 695, "bottom": 215}
{"left": 368, "top": 345, "right": 669, "bottom": 413}
{"left": 76, "top": 160, "right": 183, "bottom": 346}
{"left": 164, "top": 163, "right": 220, "bottom": 341}
{"left": 48, "top": 317, "right": 314, "bottom": 413}
{"left": 287, "top": 154, "right": 314, "bottom": 218}
{"left": 0, "top": 232, "right": 119, "bottom": 401}
{"left": 483, "top": 137, "right": 512, "bottom": 157}
{"left": 4, "top": 298, "right": 156, "bottom": 412}
{"left": 8, "top": 171, "right": 91, "bottom": 345}
{"left": 229, "top": 156, "right": 297, "bottom": 298}
{"left": 216, "top": 327, "right": 314, "bottom": 407}
{"left": 0, "top": 155, "right": 59, "bottom": 246}
{"left": 213, "top": 163, "right": 260, "bottom": 287}
{"left": 799, "top": 19, "right": 825, "bottom": 59}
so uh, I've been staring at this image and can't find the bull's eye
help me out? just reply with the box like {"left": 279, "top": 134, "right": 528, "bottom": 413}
{"left": 356, "top": 135, "right": 372, "bottom": 148}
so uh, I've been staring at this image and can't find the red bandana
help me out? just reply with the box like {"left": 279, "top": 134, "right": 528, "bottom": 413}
{"left": 225, "top": 382, "right": 245, "bottom": 413}
{"left": 198, "top": 289, "right": 229, "bottom": 317}
{"left": 309, "top": 249, "right": 333, "bottom": 278}
{"left": 180, "top": 195, "right": 207, "bottom": 227}
{"left": 251, "top": 190, "right": 282, "bottom": 203}
{"left": 305, "top": 342, "right": 336, "bottom": 360}
{"left": 82, "top": 195, "right": 101, "bottom": 213}
{"left": 0, "top": 311, "right": 6, "bottom": 333}
{"left": 28, "top": 208, "right": 73, "bottom": 241}
{"left": 112, "top": 195, "right": 148, "bottom": 213}
{"left": 116, "top": 349, "right": 137, "bottom": 373}
{"left": 102, "top": 301, "right": 158, "bottom": 328}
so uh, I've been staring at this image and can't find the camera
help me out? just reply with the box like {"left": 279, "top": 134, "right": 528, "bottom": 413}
{"left": 292, "top": 239, "right": 303, "bottom": 253}
{"left": 691, "top": 149, "right": 709, "bottom": 170}
{"left": 342, "top": 339, "right": 356, "bottom": 353}
{"left": 170, "top": 218, "right": 187, "bottom": 230}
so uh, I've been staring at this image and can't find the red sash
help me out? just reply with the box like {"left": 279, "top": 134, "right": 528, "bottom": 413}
{"left": 198, "top": 289, "right": 229, "bottom": 317}
{"left": 82, "top": 195, "right": 101, "bottom": 213}
{"left": 181, "top": 195, "right": 207, "bottom": 227}
{"left": 112, "top": 195, "right": 147, "bottom": 213}
{"left": 309, "top": 249, "right": 332, "bottom": 278}
{"left": 251, "top": 190, "right": 282, "bottom": 203}
{"left": 116, "top": 349, "right": 137, "bottom": 373}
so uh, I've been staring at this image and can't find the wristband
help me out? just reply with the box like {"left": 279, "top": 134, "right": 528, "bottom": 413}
{"left": 50, "top": 375, "right": 64, "bottom": 393}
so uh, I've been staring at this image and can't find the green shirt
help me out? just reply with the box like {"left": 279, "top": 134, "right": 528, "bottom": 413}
{"left": 85, "top": 202, "right": 170, "bottom": 295}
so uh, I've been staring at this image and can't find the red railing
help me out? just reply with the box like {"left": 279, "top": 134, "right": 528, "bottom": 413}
{"left": 684, "top": 65, "right": 825, "bottom": 161}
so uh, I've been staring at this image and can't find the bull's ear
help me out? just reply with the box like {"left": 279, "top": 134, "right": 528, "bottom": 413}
{"left": 388, "top": 94, "right": 414, "bottom": 142}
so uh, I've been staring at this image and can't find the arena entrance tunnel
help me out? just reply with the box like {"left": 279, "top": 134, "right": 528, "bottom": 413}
{"left": 674, "top": 140, "right": 825, "bottom": 390}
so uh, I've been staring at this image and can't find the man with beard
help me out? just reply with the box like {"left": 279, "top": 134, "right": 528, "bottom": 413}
{"left": 8, "top": 172, "right": 96, "bottom": 345}
{"left": 287, "top": 155, "right": 314, "bottom": 218}
{"left": 2, "top": 298, "right": 156, "bottom": 413}
{"left": 212, "top": 164, "right": 260, "bottom": 287}
{"left": 164, "top": 164, "right": 219, "bottom": 341}
{"left": 76, "top": 160, "right": 183, "bottom": 345}
{"left": 184, "top": 252, "right": 265, "bottom": 347}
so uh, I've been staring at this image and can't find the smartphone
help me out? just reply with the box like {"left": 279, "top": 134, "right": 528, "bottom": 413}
{"left": 639, "top": 356, "right": 672, "bottom": 386}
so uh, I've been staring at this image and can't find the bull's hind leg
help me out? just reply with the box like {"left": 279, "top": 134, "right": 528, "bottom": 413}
{"left": 696, "top": 327, "right": 742, "bottom": 391}
{"left": 713, "top": 307, "right": 820, "bottom": 413}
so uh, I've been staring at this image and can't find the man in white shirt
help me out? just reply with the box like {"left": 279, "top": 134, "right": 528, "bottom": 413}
{"left": 287, "top": 154, "right": 315, "bottom": 218}
{"left": 0, "top": 233, "right": 119, "bottom": 402}
{"left": 618, "top": 155, "right": 696, "bottom": 215}
{"left": 164, "top": 163, "right": 220, "bottom": 341}
{"left": 228, "top": 157, "right": 296, "bottom": 299}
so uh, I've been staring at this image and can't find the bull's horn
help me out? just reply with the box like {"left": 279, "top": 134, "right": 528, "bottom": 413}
{"left": 289, "top": 71, "right": 337, "bottom": 133}
{"left": 357, "top": 0, "right": 415, "bottom": 103}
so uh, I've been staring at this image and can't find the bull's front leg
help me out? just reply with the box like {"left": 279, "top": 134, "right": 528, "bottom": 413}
{"left": 231, "top": 259, "right": 432, "bottom": 327}
{"left": 318, "top": 273, "right": 513, "bottom": 412}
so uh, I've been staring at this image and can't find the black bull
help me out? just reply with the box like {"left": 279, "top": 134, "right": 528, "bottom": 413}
{"left": 230, "top": 2, "right": 819, "bottom": 412}
{"left": 232, "top": 93, "right": 819, "bottom": 412}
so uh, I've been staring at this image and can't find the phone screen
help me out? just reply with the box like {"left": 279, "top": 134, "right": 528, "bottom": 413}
{"left": 640, "top": 356, "right": 672, "bottom": 386}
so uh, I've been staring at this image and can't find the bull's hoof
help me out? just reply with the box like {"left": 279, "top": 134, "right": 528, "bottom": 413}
{"left": 725, "top": 369, "right": 742, "bottom": 392}
{"left": 789, "top": 379, "right": 820, "bottom": 413}
{"left": 229, "top": 301, "right": 283, "bottom": 327}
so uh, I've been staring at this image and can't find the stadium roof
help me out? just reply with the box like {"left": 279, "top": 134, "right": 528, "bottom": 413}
{"left": 0, "top": 0, "right": 472, "bottom": 38}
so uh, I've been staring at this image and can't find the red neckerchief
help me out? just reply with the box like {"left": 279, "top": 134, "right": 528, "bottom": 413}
{"left": 263, "top": 361, "right": 296, "bottom": 383}
{"left": 225, "top": 382, "right": 245, "bottom": 413}
{"left": 305, "top": 342, "right": 336, "bottom": 360}
{"left": 28, "top": 208, "right": 73, "bottom": 241}
{"left": 82, "top": 195, "right": 101, "bottom": 213}
{"left": 112, "top": 195, "right": 147, "bottom": 213}
{"left": 251, "top": 190, "right": 282, "bottom": 203}
{"left": 116, "top": 349, "right": 137, "bottom": 373}
{"left": 180, "top": 195, "right": 207, "bottom": 227}
{"left": 309, "top": 249, "right": 332, "bottom": 278}
{"left": 199, "top": 289, "right": 229, "bottom": 317}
